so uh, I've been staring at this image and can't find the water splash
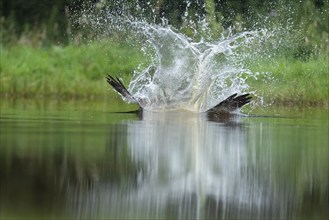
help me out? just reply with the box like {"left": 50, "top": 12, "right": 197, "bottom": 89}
{"left": 74, "top": 5, "right": 293, "bottom": 112}
{"left": 128, "top": 22, "right": 267, "bottom": 112}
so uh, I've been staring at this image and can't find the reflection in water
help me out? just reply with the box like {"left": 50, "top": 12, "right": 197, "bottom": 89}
{"left": 127, "top": 112, "right": 253, "bottom": 218}
{"left": 67, "top": 111, "right": 328, "bottom": 219}
{"left": 1, "top": 105, "right": 328, "bottom": 220}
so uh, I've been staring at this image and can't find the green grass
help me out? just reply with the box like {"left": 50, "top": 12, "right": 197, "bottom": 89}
{"left": 248, "top": 56, "right": 329, "bottom": 107}
{"left": 0, "top": 40, "right": 144, "bottom": 99}
{"left": 1, "top": 41, "right": 328, "bottom": 107}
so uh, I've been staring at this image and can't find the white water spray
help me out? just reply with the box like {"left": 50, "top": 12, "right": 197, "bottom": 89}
{"left": 127, "top": 22, "right": 267, "bottom": 112}
{"left": 75, "top": 6, "right": 290, "bottom": 112}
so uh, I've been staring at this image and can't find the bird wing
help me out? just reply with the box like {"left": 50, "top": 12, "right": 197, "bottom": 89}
{"left": 207, "top": 93, "right": 252, "bottom": 113}
{"left": 106, "top": 74, "right": 137, "bottom": 103}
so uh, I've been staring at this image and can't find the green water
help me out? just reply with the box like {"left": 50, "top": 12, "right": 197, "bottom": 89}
{"left": 0, "top": 99, "right": 328, "bottom": 220}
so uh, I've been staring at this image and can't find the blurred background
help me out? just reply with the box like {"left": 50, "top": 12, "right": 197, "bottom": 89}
{"left": 1, "top": 0, "right": 328, "bottom": 105}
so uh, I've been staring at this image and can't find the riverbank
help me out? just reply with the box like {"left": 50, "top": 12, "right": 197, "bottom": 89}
{"left": 0, "top": 41, "right": 144, "bottom": 99}
{"left": 1, "top": 41, "right": 328, "bottom": 108}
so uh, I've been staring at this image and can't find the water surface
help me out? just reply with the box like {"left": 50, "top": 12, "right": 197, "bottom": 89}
{"left": 0, "top": 99, "right": 328, "bottom": 219}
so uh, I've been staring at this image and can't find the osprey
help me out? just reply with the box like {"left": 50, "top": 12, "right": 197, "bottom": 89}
{"left": 106, "top": 74, "right": 252, "bottom": 114}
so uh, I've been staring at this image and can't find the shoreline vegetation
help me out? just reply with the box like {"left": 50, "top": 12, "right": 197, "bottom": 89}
{"left": 1, "top": 40, "right": 328, "bottom": 108}
{"left": 1, "top": 0, "right": 328, "bottom": 108}
{"left": 1, "top": 41, "right": 144, "bottom": 100}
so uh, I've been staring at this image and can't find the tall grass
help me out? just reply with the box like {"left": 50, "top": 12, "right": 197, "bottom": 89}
{"left": 1, "top": 41, "right": 328, "bottom": 106}
{"left": 248, "top": 56, "right": 328, "bottom": 107}
{"left": 1, "top": 0, "right": 328, "bottom": 107}
{"left": 0, "top": 40, "right": 144, "bottom": 99}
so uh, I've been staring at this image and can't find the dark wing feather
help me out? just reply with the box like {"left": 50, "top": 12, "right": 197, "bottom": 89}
{"left": 207, "top": 93, "right": 252, "bottom": 113}
{"left": 106, "top": 74, "right": 137, "bottom": 103}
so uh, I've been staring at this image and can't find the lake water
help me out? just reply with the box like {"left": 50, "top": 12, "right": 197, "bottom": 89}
{"left": 0, "top": 99, "right": 328, "bottom": 220}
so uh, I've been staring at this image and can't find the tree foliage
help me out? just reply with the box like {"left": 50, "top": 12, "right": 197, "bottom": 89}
{"left": 1, "top": 0, "right": 328, "bottom": 55}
